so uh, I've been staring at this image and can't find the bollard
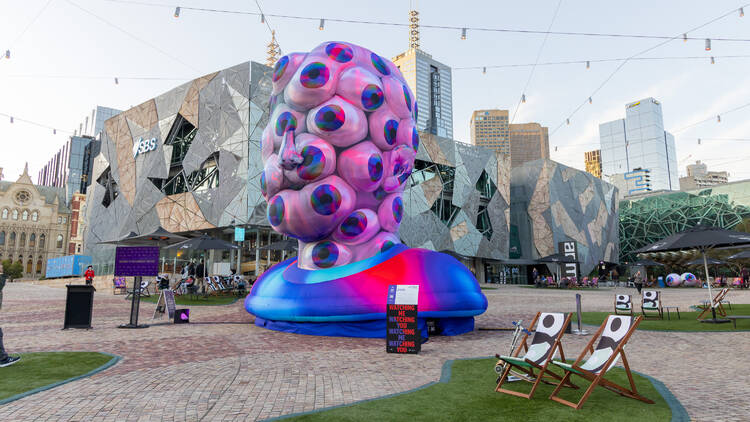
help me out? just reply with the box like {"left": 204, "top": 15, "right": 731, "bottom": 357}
{"left": 572, "top": 293, "right": 589, "bottom": 335}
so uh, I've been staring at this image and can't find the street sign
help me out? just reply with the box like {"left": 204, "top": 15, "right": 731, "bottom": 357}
{"left": 386, "top": 285, "right": 420, "bottom": 354}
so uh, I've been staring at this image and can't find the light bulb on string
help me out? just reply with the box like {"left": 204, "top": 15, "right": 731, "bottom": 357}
{"left": 10, "top": 116, "right": 13, "bottom": 123}
{"left": 174, "top": 7, "right": 180, "bottom": 18}
{"left": 683, "top": 33, "right": 687, "bottom": 42}
{"left": 711, "top": 56, "right": 715, "bottom": 64}
{"left": 4, "top": 50, "right": 9, "bottom": 59}
{"left": 717, "top": 115, "right": 721, "bottom": 123}
{"left": 319, "top": 19, "right": 325, "bottom": 30}
{"left": 461, "top": 28, "right": 467, "bottom": 40}
{"left": 53, "top": 129, "right": 56, "bottom": 135}
{"left": 588, "top": 97, "right": 593, "bottom": 104}
{"left": 586, "top": 61, "right": 590, "bottom": 69}
{"left": 261, "top": 13, "right": 265, "bottom": 23}
{"left": 482, "top": 67, "right": 486, "bottom": 74}
{"left": 554, "top": 146, "right": 558, "bottom": 152}
{"left": 114, "top": 77, "right": 119, "bottom": 85}
{"left": 698, "top": 138, "right": 701, "bottom": 144}
{"left": 741, "top": 7, "right": 745, "bottom": 17}
{"left": 521, "top": 94, "right": 526, "bottom": 103}
{"left": 566, "top": 118, "right": 570, "bottom": 125}
{"left": 705, "top": 38, "right": 711, "bottom": 51}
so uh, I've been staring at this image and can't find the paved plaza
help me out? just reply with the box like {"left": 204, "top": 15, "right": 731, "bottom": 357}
{"left": 1, "top": 282, "right": 748, "bottom": 421}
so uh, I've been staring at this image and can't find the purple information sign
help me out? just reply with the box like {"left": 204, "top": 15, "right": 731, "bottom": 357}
{"left": 115, "top": 246, "right": 160, "bottom": 276}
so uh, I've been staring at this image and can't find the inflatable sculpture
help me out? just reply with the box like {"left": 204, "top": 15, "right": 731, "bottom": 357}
{"left": 665, "top": 273, "right": 682, "bottom": 287}
{"left": 681, "top": 272, "right": 698, "bottom": 287}
{"left": 245, "top": 41, "right": 488, "bottom": 337}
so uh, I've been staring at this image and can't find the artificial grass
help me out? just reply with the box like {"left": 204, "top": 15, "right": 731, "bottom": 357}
{"left": 284, "top": 358, "right": 672, "bottom": 422}
{"left": 575, "top": 304, "right": 750, "bottom": 332}
{"left": 135, "top": 294, "right": 239, "bottom": 306}
{"left": 0, "top": 352, "right": 113, "bottom": 401}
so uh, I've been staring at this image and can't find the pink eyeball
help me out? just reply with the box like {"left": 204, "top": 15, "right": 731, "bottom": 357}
{"left": 291, "top": 175, "right": 357, "bottom": 242}
{"left": 283, "top": 55, "right": 340, "bottom": 111}
{"left": 395, "top": 118, "right": 419, "bottom": 152}
{"left": 261, "top": 154, "right": 285, "bottom": 200}
{"left": 367, "top": 106, "right": 400, "bottom": 151}
{"left": 378, "top": 193, "right": 404, "bottom": 233}
{"left": 336, "top": 67, "right": 384, "bottom": 112}
{"left": 299, "top": 239, "right": 352, "bottom": 270}
{"left": 271, "top": 53, "right": 307, "bottom": 95}
{"left": 266, "top": 190, "right": 299, "bottom": 237}
{"left": 352, "top": 231, "right": 400, "bottom": 261}
{"left": 310, "top": 41, "right": 357, "bottom": 67}
{"left": 337, "top": 141, "right": 384, "bottom": 192}
{"left": 383, "top": 145, "right": 416, "bottom": 192}
{"left": 269, "top": 104, "right": 307, "bottom": 148}
{"left": 381, "top": 76, "right": 414, "bottom": 119}
{"left": 283, "top": 134, "right": 337, "bottom": 186}
{"left": 332, "top": 208, "right": 380, "bottom": 245}
{"left": 306, "top": 95, "right": 367, "bottom": 147}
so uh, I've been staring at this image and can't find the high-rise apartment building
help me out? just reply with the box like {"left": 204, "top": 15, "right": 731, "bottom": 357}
{"left": 392, "top": 12, "right": 453, "bottom": 138}
{"left": 679, "top": 160, "right": 728, "bottom": 190}
{"left": 470, "top": 110, "right": 510, "bottom": 153}
{"left": 74, "top": 106, "right": 121, "bottom": 138}
{"left": 37, "top": 135, "right": 101, "bottom": 204}
{"left": 584, "top": 149, "right": 602, "bottom": 178}
{"left": 509, "top": 123, "right": 549, "bottom": 167}
{"left": 599, "top": 97, "right": 679, "bottom": 191}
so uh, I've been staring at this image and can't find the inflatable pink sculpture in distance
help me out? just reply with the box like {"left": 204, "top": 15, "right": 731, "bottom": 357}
{"left": 247, "top": 41, "right": 487, "bottom": 338}
{"left": 665, "top": 273, "right": 682, "bottom": 287}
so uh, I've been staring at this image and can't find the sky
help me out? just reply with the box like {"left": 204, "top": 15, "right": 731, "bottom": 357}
{"left": 2, "top": 0, "right": 750, "bottom": 183}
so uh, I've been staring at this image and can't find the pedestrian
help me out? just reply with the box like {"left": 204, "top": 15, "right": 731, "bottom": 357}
{"left": 84, "top": 265, "right": 95, "bottom": 286}
{"left": 532, "top": 267, "right": 540, "bottom": 287}
{"left": 196, "top": 259, "right": 205, "bottom": 280}
{"left": 0, "top": 263, "right": 21, "bottom": 368}
{"left": 634, "top": 270, "right": 643, "bottom": 294}
{"left": 741, "top": 266, "right": 749, "bottom": 289}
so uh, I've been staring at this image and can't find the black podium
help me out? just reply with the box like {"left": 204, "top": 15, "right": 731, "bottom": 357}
{"left": 64, "top": 284, "right": 95, "bottom": 329}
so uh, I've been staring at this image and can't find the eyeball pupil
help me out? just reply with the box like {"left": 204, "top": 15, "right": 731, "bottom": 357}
{"left": 324, "top": 111, "right": 336, "bottom": 122}
{"left": 309, "top": 68, "right": 320, "bottom": 78}
{"left": 302, "top": 154, "right": 314, "bottom": 166}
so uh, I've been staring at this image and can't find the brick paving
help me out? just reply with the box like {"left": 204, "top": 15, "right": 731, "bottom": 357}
{"left": 1, "top": 282, "right": 749, "bottom": 421}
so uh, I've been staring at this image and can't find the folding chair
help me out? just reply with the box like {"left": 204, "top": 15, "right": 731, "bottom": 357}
{"left": 495, "top": 312, "right": 577, "bottom": 399}
{"left": 697, "top": 288, "right": 730, "bottom": 320}
{"left": 614, "top": 295, "right": 633, "bottom": 316}
{"left": 213, "top": 275, "right": 227, "bottom": 291}
{"left": 549, "top": 315, "right": 653, "bottom": 410}
{"left": 139, "top": 280, "right": 151, "bottom": 297}
{"left": 640, "top": 291, "right": 663, "bottom": 319}
{"left": 205, "top": 277, "right": 218, "bottom": 294}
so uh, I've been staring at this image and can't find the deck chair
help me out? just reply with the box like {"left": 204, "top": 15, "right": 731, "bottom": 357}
{"left": 112, "top": 277, "right": 127, "bottom": 295}
{"left": 495, "top": 312, "right": 577, "bottom": 399}
{"left": 697, "top": 288, "right": 730, "bottom": 320}
{"left": 204, "top": 277, "right": 218, "bottom": 294}
{"left": 640, "top": 291, "right": 663, "bottom": 319}
{"left": 549, "top": 315, "right": 653, "bottom": 410}
{"left": 213, "top": 275, "right": 227, "bottom": 291}
{"left": 125, "top": 280, "right": 151, "bottom": 299}
{"left": 614, "top": 295, "right": 633, "bottom": 316}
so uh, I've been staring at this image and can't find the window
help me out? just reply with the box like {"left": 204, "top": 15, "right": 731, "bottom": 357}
{"left": 62, "top": 217, "right": 67, "bottom": 224}
{"left": 32, "top": 211, "right": 38, "bottom": 222}
{"left": 26, "top": 259, "right": 32, "bottom": 274}
{"left": 22, "top": 210, "right": 28, "bottom": 221}
{"left": 0, "top": 231, "right": 4, "bottom": 246}
{"left": 1, "top": 209, "right": 7, "bottom": 219}
{"left": 9, "top": 232, "right": 16, "bottom": 246}
{"left": 20, "top": 233, "right": 26, "bottom": 247}
{"left": 12, "top": 209, "right": 18, "bottom": 220}
{"left": 29, "top": 233, "right": 36, "bottom": 248}
{"left": 36, "top": 258, "right": 42, "bottom": 274}
{"left": 57, "top": 216, "right": 62, "bottom": 224}
{"left": 56, "top": 234, "right": 63, "bottom": 249}
{"left": 39, "top": 234, "right": 45, "bottom": 248}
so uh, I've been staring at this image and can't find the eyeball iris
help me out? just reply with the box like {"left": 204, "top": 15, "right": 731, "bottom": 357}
{"left": 297, "top": 145, "right": 325, "bottom": 180}
{"left": 392, "top": 196, "right": 404, "bottom": 223}
{"left": 371, "top": 53, "right": 390, "bottom": 75}
{"left": 403, "top": 85, "right": 412, "bottom": 111}
{"left": 311, "top": 184, "right": 342, "bottom": 215}
{"left": 300, "top": 62, "right": 330, "bottom": 88}
{"left": 312, "top": 241, "right": 339, "bottom": 268}
{"left": 267, "top": 196, "right": 284, "bottom": 226}
{"left": 273, "top": 56, "right": 289, "bottom": 82}
{"left": 260, "top": 172, "right": 267, "bottom": 196}
{"left": 361, "top": 84, "right": 384, "bottom": 110}
{"left": 314, "top": 105, "right": 345, "bottom": 132}
{"left": 381, "top": 240, "right": 395, "bottom": 253}
{"left": 275, "top": 112, "right": 297, "bottom": 136}
{"left": 340, "top": 211, "right": 367, "bottom": 237}
{"left": 368, "top": 155, "right": 383, "bottom": 182}
{"left": 373, "top": 187, "right": 387, "bottom": 201}
{"left": 384, "top": 120, "right": 399, "bottom": 145}
{"left": 325, "top": 43, "right": 354, "bottom": 63}
{"left": 412, "top": 127, "right": 419, "bottom": 151}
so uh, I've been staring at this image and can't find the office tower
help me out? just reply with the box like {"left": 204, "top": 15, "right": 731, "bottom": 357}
{"left": 470, "top": 110, "right": 510, "bottom": 153}
{"left": 37, "top": 136, "right": 100, "bottom": 203}
{"left": 599, "top": 97, "right": 679, "bottom": 191}
{"left": 585, "top": 149, "right": 602, "bottom": 178}
{"left": 509, "top": 123, "right": 550, "bottom": 167}
{"left": 679, "top": 160, "right": 728, "bottom": 190}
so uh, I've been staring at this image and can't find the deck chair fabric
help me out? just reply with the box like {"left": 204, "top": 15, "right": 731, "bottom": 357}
{"left": 495, "top": 312, "right": 576, "bottom": 399}
{"left": 697, "top": 288, "right": 730, "bottom": 319}
{"left": 113, "top": 277, "right": 127, "bottom": 295}
{"left": 549, "top": 315, "right": 654, "bottom": 410}
{"left": 641, "top": 291, "right": 663, "bottom": 319}
{"left": 205, "top": 277, "right": 217, "bottom": 293}
{"left": 614, "top": 295, "right": 633, "bottom": 315}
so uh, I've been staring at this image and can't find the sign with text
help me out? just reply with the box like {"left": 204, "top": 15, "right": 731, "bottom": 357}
{"left": 386, "top": 285, "right": 420, "bottom": 354}
{"left": 153, "top": 290, "right": 177, "bottom": 320}
{"left": 234, "top": 227, "right": 245, "bottom": 242}
{"left": 114, "top": 246, "right": 160, "bottom": 277}
{"left": 558, "top": 241, "right": 580, "bottom": 280}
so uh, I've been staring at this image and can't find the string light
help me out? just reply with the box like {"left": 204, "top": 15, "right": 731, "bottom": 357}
{"left": 555, "top": 146, "right": 558, "bottom": 152}
{"left": 588, "top": 96, "right": 593, "bottom": 104}
{"left": 521, "top": 94, "right": 526, "bottom": 103}
{"left": 717, "top": 115, "right": 721, "bottom": 122}
{"left": 319, "top": 18, "right": 325, "bottom": 30}
{"left": 711, "top": 56, "right": 715, "bottom": 64}
{"left": 683, "top": 33, "right": 687, "bottom": 42}
{"left": 698, "top": 138, "right": 701, "bottom": 144}
{"left": 4, "top": 50, "right": 9, "bottom": 59}
{"left": 53, "top": 129, "right": 56, "bottom": 135}
{"left": 461, "top": 28, "right": 467, "bottom": 40}
{"left": 10, "top": 116, "right": 14, "bottom": 123}
{"left": 482, "top": 66, "right": 486, "bottom": 74}
{"left": 705, "top": 38, "right": 712, "bottom": 51}
{"left": 586, "top": 60, "right": 590, "bottom": 69}
{"left": 566, "top": 118, "right": 570, "bottom": 125}
{"left": 261, "top": 13, "right": 265, "bottom": 23}
{"left": 114, "top": 77, "right": 119, "bottom": 84}
{"left": 741, "top": 7, "right": 745, "bottom": 17}
{"left": 174, "top": 6, "right": 180, "bottom": 18}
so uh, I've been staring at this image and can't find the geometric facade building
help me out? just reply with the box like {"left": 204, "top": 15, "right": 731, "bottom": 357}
{"left": 619, "top": 179, "right": 750, "bottom": 263}
{"left": 510, "top": 159, "right": 619, "bottom": 276}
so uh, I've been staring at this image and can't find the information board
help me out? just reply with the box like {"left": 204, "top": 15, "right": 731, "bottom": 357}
{"left": 114, "top": 246, "right": 160, "bottom": 277}
{"left": 386, "top": 285, "right": 420, "bottom": 354}
{"left": 153, "top": 289, "right": 177, "bottom": 320}
{"left": 234, "top": 227, "right": 246, "bottom": 242}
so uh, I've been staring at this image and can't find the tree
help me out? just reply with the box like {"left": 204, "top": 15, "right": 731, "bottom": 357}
{"left": 2, "top": 260, "right": 23, "bottom": 280}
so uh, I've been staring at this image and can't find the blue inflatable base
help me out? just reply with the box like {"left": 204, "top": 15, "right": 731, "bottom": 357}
{"left": 254, "top": 316, "right": 475, "bottom": 339}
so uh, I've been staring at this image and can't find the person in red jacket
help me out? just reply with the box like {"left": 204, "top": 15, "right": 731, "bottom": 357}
{"left": 84, "top": 266, "right": 95, "bottom": 285}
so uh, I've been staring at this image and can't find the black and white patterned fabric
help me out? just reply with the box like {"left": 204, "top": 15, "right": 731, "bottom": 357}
{"left": 581, "top": 315, "right": 633, "bottom": 374}
{"left": 642, "top": 291, "right": 659, "bottom": 309}
{"left": 524, "top": 312, "right": 566, "bottom": 365}
{"left": 615, "top": 295, "right": 632, "bottom": 310}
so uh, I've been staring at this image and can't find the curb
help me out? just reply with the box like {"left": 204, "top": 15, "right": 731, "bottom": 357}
{"left": 0, "top": 352, "right": 122, "bottom": 406}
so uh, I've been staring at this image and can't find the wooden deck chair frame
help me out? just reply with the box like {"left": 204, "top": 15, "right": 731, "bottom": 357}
{"left": 614, "top": 294, "right": 633, "bottom": 316}
{"left": 549, "top": 315, "right": 654, "bottom": 410}
{"left": 640, "top": 290, "right": 663, "bottom": 320}
{"left": 696, "top": 288, "right": 729, "bottom": 320}
{"left": 495, "top": 312, "right": 577, "bottom": 399}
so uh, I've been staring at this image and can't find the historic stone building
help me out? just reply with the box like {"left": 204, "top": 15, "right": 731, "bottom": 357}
{"left": 0, "top": 165, "right": 71, "bottom": 278}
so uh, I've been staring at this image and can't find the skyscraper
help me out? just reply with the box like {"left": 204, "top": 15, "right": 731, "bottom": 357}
{"left": 470, "top": 109, "right": 510, "bottom": 153}
{"left": 509, "top": 123, "right": 549, "bottom": 167}
{"left": 584, "top": 149, "right": 602, "bottom": 178}
{"left": 599, "top": 97, "right": 679, "bottom": 191}
{"left": 679, "top": 160, "right": 728, "bottom": 190}
{"left": 392, "top": 10, "right": 453, "bottom": 138}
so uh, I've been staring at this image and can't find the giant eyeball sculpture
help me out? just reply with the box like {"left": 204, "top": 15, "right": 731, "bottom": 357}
{"left": 260, "top": 41, "right": 417, "bottom": 270}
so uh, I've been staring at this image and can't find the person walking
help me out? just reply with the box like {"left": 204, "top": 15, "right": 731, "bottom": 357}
{"left": 84, "top": 265, "right": 95, "bottom": 286}
{"left": 741, "top": 266, "right": 749, "bottom": 289}
{"left": 0, "top": 263, "right": 21, "bottom": 367}
{"left": 532, "top": 267, "right": 540, "bottom": 287}
{"left": 634, "top": 270, "right": 643, "bottom": 294}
